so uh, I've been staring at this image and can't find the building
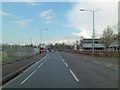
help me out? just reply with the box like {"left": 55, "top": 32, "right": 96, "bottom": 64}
{"left": 109, "top": 33, "right": 120, "bottom": 51}
{"left": 80, "top": 39, "right": 105, "bottom": 51}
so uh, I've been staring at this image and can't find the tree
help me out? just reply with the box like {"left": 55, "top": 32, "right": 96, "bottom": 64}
{"left": 30, "top": 43, "right": 33, "bottom": 47}
{"left": 100, "top": 26, "right": 114, "bottom": 51}
{"left": 55, "top": 43, "right": 58, "bottom": 49}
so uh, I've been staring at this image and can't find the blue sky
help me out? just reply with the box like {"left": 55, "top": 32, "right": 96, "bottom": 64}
{"left": 1, "top": 1, "right": 118, "bottom": 45}
{"left": 2, "top": 2, "right": 80, "bottom": 45}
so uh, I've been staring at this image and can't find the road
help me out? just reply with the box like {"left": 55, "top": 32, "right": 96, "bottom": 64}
{"left": 2, "top": 51, "right": 118, "bottom": 88}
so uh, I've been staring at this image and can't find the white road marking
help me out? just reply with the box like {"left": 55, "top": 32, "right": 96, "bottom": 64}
{"left": 69, "top": 69, "right": 79, "bottom": 82}
{"left": 34, "top": 54, "right": 48, "bottom": 66}
{"left": 113, "top": 67, "right": 118, "bottom": 70}
{"left": 21, "top": 70, "right": 36, "bottom": 84}
{"left": 62, "top": 59, "right": 65, "bottom": 62}
{"left": 38, "top": 63, "right": 43, "bottom": 68}
{"left": 58, "top": 53, "right": 65, "bottom": 62}
{"left": 94, "top": 61, "right": 101, "bottom": 64}
{"left": 106, "top": 65, "right": 110, "bottom": 67}
{"left": 105, "top": 64, "right": 119, "bottom": 70}
{"left": 65, "top": 62, "right": 68, "bottom": 67}
{"left": 43, "top": 59, "right": 46, "bottom": 62}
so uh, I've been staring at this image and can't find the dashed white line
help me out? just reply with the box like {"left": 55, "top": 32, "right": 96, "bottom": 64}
{"left": 43, "top": 59, "right": 46, "bottom": 62}
{"left": 106, "top": 65, "right": 110, "bottom": 67}
{"left": 113, "top": 67, "right": 118, "bottom": 70}
{"left": 65, "top": 63, "right": 68, "bottom": 67}
{"left": 38, "top": 63, "right": 43, "bottom": 68}
{"left": 21, "top": 70, "right": 36, "bottom": 84}
{"left": 58, "top": 53, "right": 65, "bottom": 62}
{"left": 94, "top": 61, "right": 101, "bottom": 64}
{"left": 69, "top": 69, "right": 79, "bottom": 82}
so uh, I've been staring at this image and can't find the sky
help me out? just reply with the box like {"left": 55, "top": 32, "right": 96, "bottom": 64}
{"left": 1, "top": 0, "right": 119, "bottom": 45}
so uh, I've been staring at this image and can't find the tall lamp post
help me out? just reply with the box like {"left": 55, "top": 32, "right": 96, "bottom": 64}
{"left": 80, "top": 8, "right": 95, "bottom": 56}
{"left": 65, "top": 36, "right": 69, "bottom": 45}
{"left": 40, "top": 28, "right": 48, "bottom": 48}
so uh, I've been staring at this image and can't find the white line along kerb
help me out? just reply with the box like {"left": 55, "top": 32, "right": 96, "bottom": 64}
{"left": 38, "top": 63, "right": 43, "bottom": 68}
{"left": 65, "top": 63, "right": 68, "bottom": 67}
{"left": 62, "top": 59, "right": 65, "bottom": 62}
{"left": 69, "top": 69, "right": 79, "bottom": 82}
{"left": 21, "top": 70, "right": 36, "bottom": 84}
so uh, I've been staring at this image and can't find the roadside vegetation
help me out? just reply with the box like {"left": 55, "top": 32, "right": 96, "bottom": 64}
{"left": 1, "top": 44, "right": 39, "bottom": 63}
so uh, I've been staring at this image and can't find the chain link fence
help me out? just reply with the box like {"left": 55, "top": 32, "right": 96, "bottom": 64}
{"left": 2, "top": 44, "right": 39, "bottom": 63}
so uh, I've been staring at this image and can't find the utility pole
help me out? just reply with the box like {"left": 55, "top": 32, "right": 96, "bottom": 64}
{"left": 93, "top": 11, "right": 95, "bottom": 56}
{"left": 18, "top": 41, "right": 19, "bottom": 60}
{"left": 68, "top": 37, "right": 69, "bottom": 45}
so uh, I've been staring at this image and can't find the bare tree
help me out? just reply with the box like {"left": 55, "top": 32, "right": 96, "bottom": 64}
{"left": 100, "top": 26, "right": 114, "bottom": 50}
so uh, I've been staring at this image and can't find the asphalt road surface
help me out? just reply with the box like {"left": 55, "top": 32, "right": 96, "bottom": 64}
{"left": 2, "top": 51, "right": 118, "bottom": 88}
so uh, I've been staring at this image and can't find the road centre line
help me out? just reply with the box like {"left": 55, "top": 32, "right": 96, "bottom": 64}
{"left": 65, "top": 62, "right": 68, "bottom": 67}
{"left": 69, "top": 69, "right": 79, "bottom": 82}
{"left": 58, "top": 53, "right": 64, "bottom": 61}
{"left": 21, "top": 70, "right": 36, "bottom": 84}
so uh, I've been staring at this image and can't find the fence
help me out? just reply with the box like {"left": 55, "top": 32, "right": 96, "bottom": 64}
{"left": 1, "top": 44, "right": 39, "bottom": 63}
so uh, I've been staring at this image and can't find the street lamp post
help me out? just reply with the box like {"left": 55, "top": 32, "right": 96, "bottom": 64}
{"left": 40, "top": 28, "right": 48, "bottom": 48}
{"left": 65, "top": 36, "right": 69, "bottom": 45}
{"left": 80, "top": 8, "right": 95, "bottom": 56}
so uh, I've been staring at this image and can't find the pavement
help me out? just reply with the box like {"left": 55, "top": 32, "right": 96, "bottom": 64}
{"left": 2, "top": 51, "right": 118, "bottom": 88}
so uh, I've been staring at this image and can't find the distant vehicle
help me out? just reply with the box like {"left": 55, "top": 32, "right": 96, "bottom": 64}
{"left": 65, "top": 50, "right": 68, "bottom": 52}
{"left": 46, "top": 50, "right": 49, "bottom": 52}
{"left": 43, "top": 50, "right": 46, "bottom": 52}
{"left": 49, "top": 50, "right": 51, "bottom": 52}
{"left": 40, "top": 48, "right": 44, "bottom": 53}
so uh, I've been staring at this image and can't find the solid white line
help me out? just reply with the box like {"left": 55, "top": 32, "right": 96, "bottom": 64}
{"left": 65, "top": 62, "right": 68, "bottom": 67}
{"left": 62, "top": 59, "right": 65, "bottom": 62}
{"left": 21, "top": 70, "right": 36, "bottom": 84}
{"left": 69, "top": 69, "right": 79, "bottom": 82}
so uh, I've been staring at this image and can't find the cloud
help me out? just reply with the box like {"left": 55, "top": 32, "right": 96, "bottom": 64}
{"left": 46, "top": 16, "right": 52, "bottom": 20}
{"left": 66, "top": 2, "right": 118, "bottom": 38}
{"left": 72, "top": 31, "right": 91, "bottom": 38}
{"left": 26, "top": 2, "right": 42, "bottom": 6}
{"left": 0, "top": 10, "right": 22, "bottom": 19}
{"left": 0, "top": 10, "right": 33, "bottom": 27}
{"left": 40, "top": 10, "right": 53, "bottom": 17}
{"left": 12, "top": 19, "right": 32, "bottom": 27}
{"left": 46, "top": 38, "right": 76, "bottom": 45}
{"left": 0, "top": 11, "right": 11, "bottom": 16}
{"left": 45, "top": 21, "right": 51, "bottom": 24}
{"left": 40, "top": 9, "right": 55, "bottom": 24}
{"left": 12, "top": 21, "right": 28, "bottom": 27}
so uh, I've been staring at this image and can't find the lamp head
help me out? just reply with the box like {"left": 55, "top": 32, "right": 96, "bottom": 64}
{"left": 80, "top": 8, "right": 85, "bottom": 11}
